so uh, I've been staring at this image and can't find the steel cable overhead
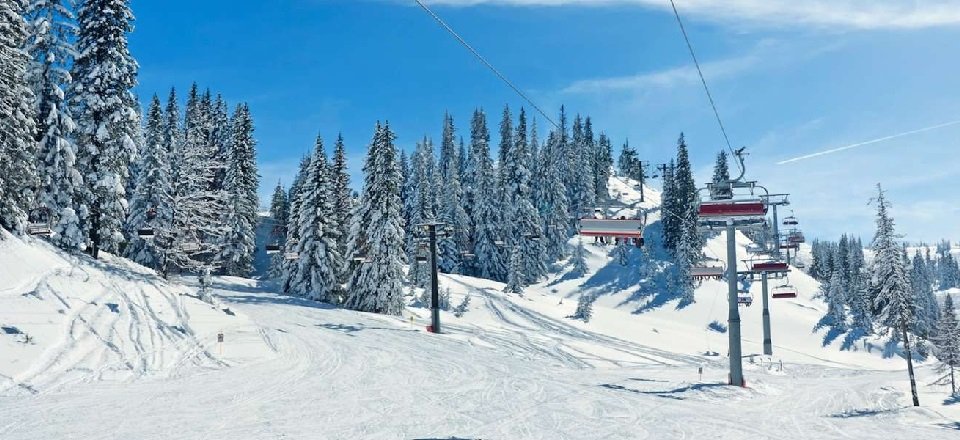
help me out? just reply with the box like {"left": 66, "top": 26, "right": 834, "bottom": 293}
{"left": 413, "top": 0, "right": 560, "bottom": 130}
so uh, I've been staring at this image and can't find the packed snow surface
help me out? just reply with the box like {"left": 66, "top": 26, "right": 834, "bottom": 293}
{"left": 1, "top": 180, "right": 958, "bottom": 439}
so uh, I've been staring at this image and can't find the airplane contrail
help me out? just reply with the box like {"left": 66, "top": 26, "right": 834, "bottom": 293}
{"left": 776, "top": 119, "right": 960, "bottom": 165}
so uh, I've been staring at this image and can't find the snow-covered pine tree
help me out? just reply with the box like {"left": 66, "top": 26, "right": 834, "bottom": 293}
{"left": 167, "top": 85, "right": 224, "bottom": 270}
{"left": 823, "top": 269, "right": 847, "bottom": 329}
{"left": 218, "top": 104, "right": 259, "bottom": 276}
{"left": 25, "top": 0, "right": 82, "bottom": 247}
{"left": 594, "top": 130, "right": 613, "bottom": 200}
{"left": 469, "top": 109, "right": 507, "bottom": 281}
{"left": 570, "top": 236, "right": 588, "bottom": 277}
{"left": 267, "top": 181, "right": 288, "bottom": 279}
{"left": 330, "top": 134, "right": 352, "bottom": 255}
{"left": 675, "top": 225, "right": 696, "bottom": 305}
{"left": 70, "top": 0, "right": 140, "bottom": 257}
{"left": 503, "top": 108, "right": 546, "bottom": 290}
{"left": 291, "top": 136, "right": 341, "bottom": 302}
{"left": 660, "top": 160, "right": 678, "bottom": 250}
{"left": 565, "top": 114, "right": 595, "bottom": 225}
{"left": 0, "top": 0, "right": 39, "bottom": 233}
{"left": 536, "top": 129, "right": 569, "bottom": 264}
{"left": 280, "top": 154, "right": 311, "bottom": 292}
{"left": 618, "top": 140, "right": 639, "bottom": 179}
{"left": 711, "top": 151, "right": 731, "bottom": 199}
{"left": 911, "top": 250, "right": 940, "bottom": 338}
{"left": 407, "top": 137, "right": 439, "bottom": 288}
{"left": 439, "top": 112, "right": 456, "bottom": 180}
{"left": 868, "top": 184, "right": 919, "bottom": 406}
{"left": 932, "top": 294, "right": 960, "bottom": 396}
{"left": 124, "top": 96, "right": 172, "bottom": 270}
{"left": 343, "top": 122, "right": 406, "bottom": 315}
{"left": 573, "top": 292, "right": 594, "bottom": 322}
{"left": 671, "top": 134, "right": 702, "bottom": 261}
{"left": 437, "top": 141, "right": 469, "bottom": 274}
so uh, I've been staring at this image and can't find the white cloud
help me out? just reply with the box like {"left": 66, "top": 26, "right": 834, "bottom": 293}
{"left": 561, "top": 53, "right": 758, "bottom": 94}
{"left": 421, "top": 0, "right": 960, "bottom": 29}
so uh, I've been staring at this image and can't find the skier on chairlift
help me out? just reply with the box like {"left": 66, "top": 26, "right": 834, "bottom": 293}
{"left": 593, "top": 209, "right": 606, "bottom": 245}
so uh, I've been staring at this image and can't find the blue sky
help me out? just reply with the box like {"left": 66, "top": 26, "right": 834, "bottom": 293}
{"left": 129, "top": 0, "right": 960, "bottom": 243}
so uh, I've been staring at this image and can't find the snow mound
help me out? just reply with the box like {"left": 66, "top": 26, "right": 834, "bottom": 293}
{"left": 0, "top": 230, "right": 273, "bottom": 395}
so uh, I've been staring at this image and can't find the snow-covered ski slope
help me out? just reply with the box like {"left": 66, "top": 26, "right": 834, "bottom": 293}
{"left": 0, "top": 179, "right": 958, "bottom": 439}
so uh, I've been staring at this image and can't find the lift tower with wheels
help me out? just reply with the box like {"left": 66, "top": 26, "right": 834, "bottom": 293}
{"left": 697, "top": 149, "right": 768, "bottom": 387}
{"left": 759, "top": 194, "right": 789, "bottom": 356}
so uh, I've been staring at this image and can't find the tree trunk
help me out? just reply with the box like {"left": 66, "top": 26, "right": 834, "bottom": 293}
{"left": 952, "top": 365, "right": 956, "bottom": 397}
{"left": 901, "top": 324, "right": 920, "bottom": 406}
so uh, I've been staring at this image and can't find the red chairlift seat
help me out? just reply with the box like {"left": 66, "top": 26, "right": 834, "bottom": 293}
{"left": 579, "top": 218, "right": 644, "bottom": 239}
{"left": 787, "top": 231, "right": 805, "bottom": 244}
{"left": 698, "top": 199, "right": 767, "bottom": 219}
{"left": 751, "top": 261, "right": 789, "bottom": 273}
{"left": 772, "top": 285, "right": 798, "bottom": 299}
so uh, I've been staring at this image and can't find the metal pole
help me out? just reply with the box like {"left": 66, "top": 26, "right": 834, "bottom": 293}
{"left": 726, "top": 220, "right": 744, "bottom": 386}
{"left": 771, "top": 205, "right": 780, "bottom": 260}
{"left": 429, "top": 225, "right": 441, "bottom": 333}
{"left": 761, "top": 272, "right": 772, "bottom": 356}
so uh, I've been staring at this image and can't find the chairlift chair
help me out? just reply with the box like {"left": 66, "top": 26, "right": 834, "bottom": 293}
{"left": 772, "top": 284, "right": 798, "bottom": 299}
{"left": 787, "top": 231, "right": 805, "bottom": 244}
{"left": 794, "top": 261, "right": 806, "bottom": 269}
{"left": 746, "top": 243, "right": 766, "bottom": 254}
{"left": 137, "top": 228, "right": 156, "bottom": 239}
{"left": 782, "top": 216, "right": 799, "bottom": 226}
{"left": 284, "top": 252, "right": 300, "bottom": 261}
{"left": 265, "top": 244, "right": 281, "bottom": 254}
{"left": 26, "top": 222, "right": 53, "bottom": 236}
{"left": 737, "top": 291, "right": 754, "bottom": 306}
{"left": 750, "top": 261, "right": 789, "bottom": 273}
{"left": 691, "top": 266, "right": 725, "bottom": 281}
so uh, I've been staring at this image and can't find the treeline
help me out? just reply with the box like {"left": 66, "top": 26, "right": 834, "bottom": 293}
{"left": 0, "top": 0, "right": 261, "bottom": 277}
{"left": 265, "top": 107, "right": 623, "bottom": 311}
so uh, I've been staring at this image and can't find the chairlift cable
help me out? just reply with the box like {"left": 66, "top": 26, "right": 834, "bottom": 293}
{"left": 413, "top": 0, "right": 560, "bottom": 130}
{"left": 667, "top": 0, "right": 742, "bottom": 175}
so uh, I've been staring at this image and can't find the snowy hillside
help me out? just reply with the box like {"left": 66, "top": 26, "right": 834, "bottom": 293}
{"left": 1, "top": 178, "right": 958, "bottom": 439}
{"left": 0, "top": 230, "right": 274, "bottom": 396}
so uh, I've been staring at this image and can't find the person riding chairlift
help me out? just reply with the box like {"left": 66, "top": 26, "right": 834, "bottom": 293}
{"left": 593, "top": 209, "right": 606, "bottom": 245}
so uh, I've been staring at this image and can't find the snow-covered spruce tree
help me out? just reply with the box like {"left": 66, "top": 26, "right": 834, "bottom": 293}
{"left": 162, "top": 88, "right": 181, "bottom": 181}
{"left": 0, "top": 0, "right": 39, "bottom": 233}
{"left": 291, "top": 136, "right": 341, "bottom": 303}
{"left": 671, "top": 134, "right": 702, "bottom": 261}
{"left": 570, "top": 236, "right": 588, "bottom": 277}
{"left": 469, "top": 109, "right": 507, "bottom": 282}
{"left": 528, "top": 118, "right": 540, "bottom": 177}
{"left": 711, "top": 151, "right": 731, "bottom": 199}
{"left": 343, "top": 122, "right": 406, "bottom": 315}
{"left": 932, "top": 294, "right": 960, "bottom": 396}
{"left": 437, "top": 144, "right": 469, "bottom": 274}
{"left": 25, "top": 0, "right": 83, "bottom": 247}
{"left": 267, "top": 181, "right": 288, "bottom": 279}
{"left": 868, "top": 184, "right": 919, "bottom": 406}
{"left": 503, "top": 107, "right": 546, "bottom": 291}
{"left": 911, "top": 250, "right": 940, "bottom": 338}
{"left": 536, "top": 129, "right": 569, "bottom": 264}
{"left": 330, "top": 134, "right": 352, "bottom": 255}
{"left": 70, "top": 0, "right": 140, "bottom": 257}
{"left": 163, "top": 85, "right": 223, "bottom": 272}
{"left": 565, "top": 114, "right": 595, "bottom": 225}
{"left": 439, "top": 112, "right": 456, "bottom": 180}
{"left": 124, "top": 96, "right": 171, "bottom": 270}
{"left": 218, "top": 104, "right": 259, "bottom": 276}
{"left": 461, "top": 111, "right": 484, "bottom": 240}
{"left": 210, "top": 94, "right": 230, "bottom": 191}
{"left": 406, "top": 137, "right": 439, "bottom": 288}
{"left": 822, "top": 269, "right": 847, "bottom": 330}
{"left": 280, "top": 154, "right": 311, "bottom": 292}
{"left": 594, "top": 129, "right": 613, "bottom": 200}
{"left": 573, "top": 292, "right": 594, "bottom": 322}
{"left": 660, "top": 160, "right": 678, "bottom": 250}
{"left": 618, "top": 140, "right": 639, "bottom": 179}
{"left": 675, "top": 225, "right": 696, "bottom": 305}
